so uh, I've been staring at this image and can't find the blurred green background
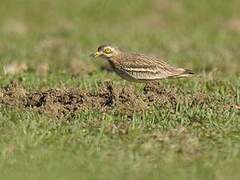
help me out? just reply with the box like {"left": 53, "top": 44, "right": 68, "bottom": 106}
{"left": 0, "top": 0, "right": 239, "bottom": 180}
{"left": 0, "top": 0, "right": 239, "bottom": 77}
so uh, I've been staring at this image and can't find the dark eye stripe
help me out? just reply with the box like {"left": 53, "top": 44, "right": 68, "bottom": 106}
{"left": 98, "top": 45, "right": 111, "bottom": 52}
{"left": 97, "top": 46, "right": 104, "bottom": 51}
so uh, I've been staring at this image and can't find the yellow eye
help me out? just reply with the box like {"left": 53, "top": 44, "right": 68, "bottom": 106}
{"left": 104, "top": 48, "right": 112, "bottom": 54}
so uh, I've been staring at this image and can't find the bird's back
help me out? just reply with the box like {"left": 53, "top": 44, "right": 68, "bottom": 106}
{"left": 108, "top": 52, "right": 192, "bottom": 81}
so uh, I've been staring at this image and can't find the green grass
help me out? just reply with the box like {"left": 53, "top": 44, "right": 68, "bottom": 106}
{"left": 0, "top": 0, "right": 240, "bottom": 179}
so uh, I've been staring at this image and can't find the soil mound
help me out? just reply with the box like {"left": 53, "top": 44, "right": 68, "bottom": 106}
{"left": 0, "top": 81, "right": 221, "bottom": 119}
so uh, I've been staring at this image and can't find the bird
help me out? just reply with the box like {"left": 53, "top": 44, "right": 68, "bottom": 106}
{"left": 90, "top": 45, "right": 194, "bottom": 82}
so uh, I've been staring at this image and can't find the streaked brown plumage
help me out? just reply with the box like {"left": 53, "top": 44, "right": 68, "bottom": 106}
{"left": 90, "top": 45, "right": 194, "bottom": 82}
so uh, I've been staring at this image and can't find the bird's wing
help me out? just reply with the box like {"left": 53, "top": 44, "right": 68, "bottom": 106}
{"left": 117, "top": 53, "right": 182, "bottom": 80}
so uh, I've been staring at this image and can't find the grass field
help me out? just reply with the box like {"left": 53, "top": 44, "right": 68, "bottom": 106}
{"left": 0, "top": 0, "right": 240, "bottom": 179}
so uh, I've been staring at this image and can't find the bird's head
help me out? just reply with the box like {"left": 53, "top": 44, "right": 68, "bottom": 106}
{"left": 90, "top": 45, "right": 120, "bottom": 59}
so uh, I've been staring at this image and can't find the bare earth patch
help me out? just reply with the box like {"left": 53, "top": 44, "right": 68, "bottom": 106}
{"left": 0, "top": 81, "right": 229, "bottom": 119}
{"left": 2, "top": 19, "right": 28, "bottom": 35}
{"left": 225, "top": 19, "right": 240, "bottom": 32}
{"left": 143, "top": 126, "right": 201, "bottom": 159}
{"left": 3, "top": 62, "right": 28, "bottom": 75}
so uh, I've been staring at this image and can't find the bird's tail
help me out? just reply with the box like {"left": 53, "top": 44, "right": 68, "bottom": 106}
{"left": 174, "top": 68, "right": 194, "bottom": 78}
{"left": 179, "top": 69, "right": 194, "bottom": 77}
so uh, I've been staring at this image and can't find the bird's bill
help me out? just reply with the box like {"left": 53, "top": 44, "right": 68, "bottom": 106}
{"left": 90, "top": 51, "right": 102, "bottom": 58}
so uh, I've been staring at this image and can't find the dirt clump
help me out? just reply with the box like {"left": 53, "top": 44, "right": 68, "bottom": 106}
{"left": 0, "top": 81, "right": 26, "bottom": 106}
{"left": 143, "top": 82, "right": 178, "bottom": 109}
{"left": 92, "top": 81, "right": 146, "bottom": 117}
{"left": 0, "top": 81, "right": 147, "bottom": 119}
{"left": 191, "top": 92, "right": 213, "bottom": 107}
{"left": 0, "top": 81, "right": 220, "bottom": 119}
